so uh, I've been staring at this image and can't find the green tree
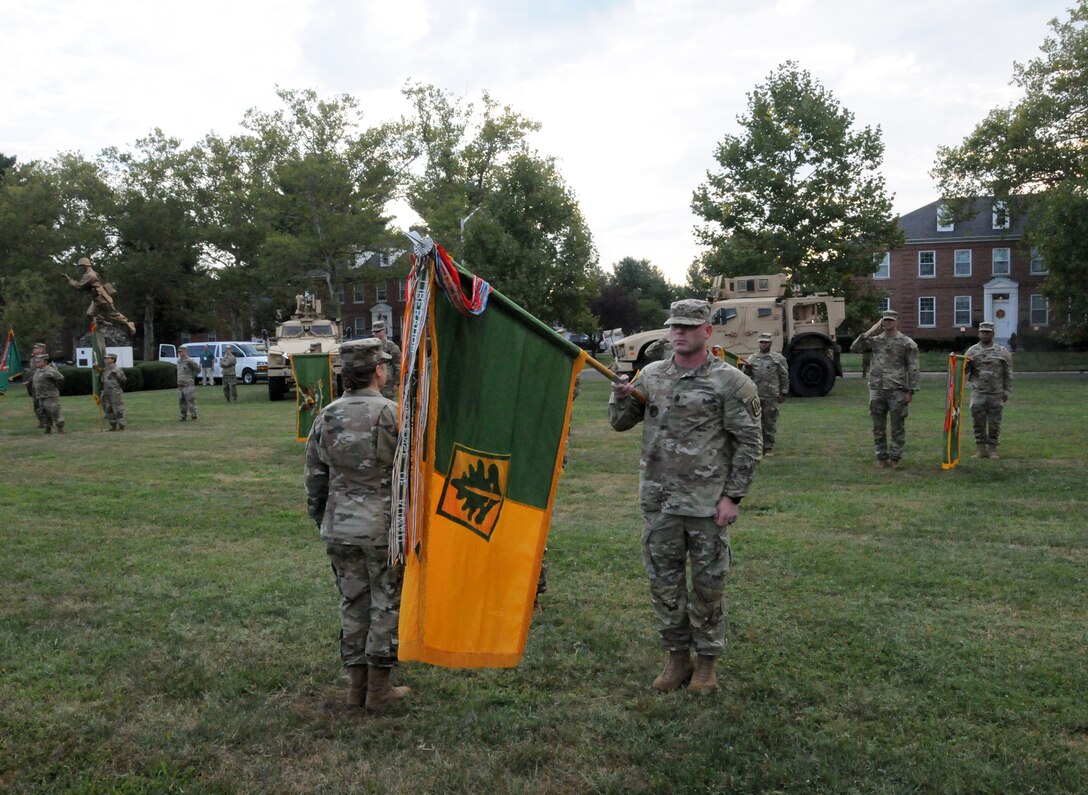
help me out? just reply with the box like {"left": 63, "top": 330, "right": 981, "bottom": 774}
{"left": 589, "top": 284, "right": 640, "bottom": 336}
{"left": 932, "top": 2, "right": 1088, "bottom": 342}
{"left": 692, "top": 62, "right": 901, "bottom": 296}
{"left": 608, "top": 257, "right": 676, "bottom": 329}
{"left": 245, "top": 87, "right": 405, "bottom": 312}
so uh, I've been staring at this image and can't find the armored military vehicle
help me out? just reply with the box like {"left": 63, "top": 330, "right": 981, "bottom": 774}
{"left": 266, "top": 292, "right": 343, "bottom": 401}
{"left": 611, "top": 273, "right": 846, "bottom": 397}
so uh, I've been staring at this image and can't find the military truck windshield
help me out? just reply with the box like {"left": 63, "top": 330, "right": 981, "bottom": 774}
{"left": 279, "top": 323, "right": 305, "bottom": 338}
{"left": 713, "top": 307, "right": 738, "bottom": 325}
{"left": 310, "top": 323, "right": 336, "bottom": 336}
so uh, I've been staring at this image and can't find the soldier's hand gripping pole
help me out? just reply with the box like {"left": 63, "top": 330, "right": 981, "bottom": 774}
{"left": 583, "top": 354, "right": 646, "bottom": 403}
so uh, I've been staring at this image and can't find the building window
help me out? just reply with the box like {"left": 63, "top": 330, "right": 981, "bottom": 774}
{"left": 918, "top": 297, "right": 936, "bottom": 328}
{"left": 376, "top": 283, "right": 388, "bottom": 302}
{"left": 1030, "top": 247, "right": 1048, "bottom": 275}
{"left": 877, "top": 296, "right": 891, "bottom": 313}
{"left": 334, "top": 285, "right": 345, "bottom": 305}
{"left": 398, "top": 280, "right": 407, "bottom": 302}
{"left": 874, "top": 252, "right": 890, "bottom": 279}
{"left": 355, "top": 318, "right": 367, "bottom": 336}
{"left": 918, "top": 250, "right": 936, "bottom": 278}
{"left": 352, "top": 284, "right": 366, "bottom": 304}
{"left": 954, "top": 249, "right": 972, "bottom": 277}
{"left": 992, "top": 201, "right": 1009, "bottom": 229}
{"left": 954, "top": 296, "right": 972, "bottom": 327}
{"left": 936, "top": 204, "right": 954, "bottom": 232}
{"left": 1030, "top": 294, "right": 1049, "bottom": 326}
{"left": 992, "top": 248, "right": 1010, "bottom": 275}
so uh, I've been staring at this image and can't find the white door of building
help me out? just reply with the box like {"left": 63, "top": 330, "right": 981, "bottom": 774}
{"left": 984, "top": 277, "right": 1018, "bottom": 346}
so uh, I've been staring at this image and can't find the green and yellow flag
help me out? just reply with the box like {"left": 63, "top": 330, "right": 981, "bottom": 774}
{"left": 396, "top": 238, "right": 587, "bottom": 668}
{"left": 0, "top": 329, "right": 22, "bottom": 396}
{"left": 942, "top": 353, "right": 968, "bottom": 470}
{"left": 292, "top": 353, "right": 334, "bottom": 441}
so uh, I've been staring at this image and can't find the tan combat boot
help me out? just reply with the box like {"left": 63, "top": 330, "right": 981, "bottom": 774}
{"left": 688, "top": 654, "right": 718, "bottom": 694}
{"left": 346, "top": 665, "right": 367, "bottom": 708}
{"left": 651, "top": 650, "right": 694, "bottom": 692}
{"left": 987, "top": 446, "right": 999, "bottom": 459}
{"left": 974, "top": 445, "right": 988, "bottom": 458}
{"left": 365, "top": 666, "right": 410, "bottom": 711}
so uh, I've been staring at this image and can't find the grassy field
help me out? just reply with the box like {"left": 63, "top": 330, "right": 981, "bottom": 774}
{"left": 840, "top": 349, "right": 1088, "bottom": 373}
{"left": 2, "top": 374, "right": 1086, "bottom": 794}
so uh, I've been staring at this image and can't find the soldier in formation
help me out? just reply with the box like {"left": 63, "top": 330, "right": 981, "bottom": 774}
{"left": 742, "top": 332, "right": 790, "bottom": 457}
{"left": 304, "top": 338, "right": 409, "bottom": 711}
{"left": 372, "top": 320, "right": 401, "bottom": 402}
{"left": 176, "top": 347, "right": 200, "bottom": 421}
{"left": 24, "top": 342, "right": 48, "bottom": 428}
{"left": 964, "top": 321, "right": 1013, "bottom": 458}
{"left": 610, "top": 299, "right": 763, "bottom": 694}
{"left": 220, "top": 347, "right": 238, "bottom": 402}
{"left": 101, "top": 353, "right": 127, "bottom": 431}
{"left": 31, "top": 354, "right": 65, "bottom": 434}
{"left": 852, "top": 310, "right": 920, "bottom": 469}
{"left": 63, "top": 257, "right": 136, "bottom": 337}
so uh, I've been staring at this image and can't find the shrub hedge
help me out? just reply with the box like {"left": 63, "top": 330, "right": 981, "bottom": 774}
{"left": 52, "top": 362, "right": 173, "bottom": 396}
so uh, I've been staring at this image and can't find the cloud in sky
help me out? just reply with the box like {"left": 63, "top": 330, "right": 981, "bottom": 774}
{"left": 3, "top": 0, "right": 1071, "bottom": 282}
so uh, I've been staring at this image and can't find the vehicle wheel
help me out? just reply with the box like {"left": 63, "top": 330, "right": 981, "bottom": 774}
{"left": 268, "top": 375, "right": 287, "bottom": 401}
{"left": 789, "top": 351, "right": 836, "bottom": 397}
{"left": 242, "top": 369, "right": 256, "bottom": 385}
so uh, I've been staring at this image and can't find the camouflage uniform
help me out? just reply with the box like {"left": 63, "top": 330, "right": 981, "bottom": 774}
{"left": 965, "top": 331, "right": 1013, "bottom": 454}
{"left": 220, "top": 349, "right": 238, "bottom": 402}
{"left": 610, "top": 330, "right": 762, "bottom": 657}
{"left": 25, "top": 344, "right": 48, "bottom": 427}
{"left": 176, "top": 357, "right": 200, "bottom": 420}
{"left": 66, "top": 258, "right": 136, "bottom": 336}
{"left": 31, "top": 358, "right": 65, "bottom": 432}
{"left": 743, "top": 345, "right": 789, "bottom": 454}
{"left": 373, "top": 322, "right": 401, "bottom": 402}
{"left": 101, "top": 359, "right": 127, "bottom": 430}
{"left": 305, "top": 341, "right": 401, "bottom": 669}
{"left": 852, "top": 318, "right": 920, "bottom": 464}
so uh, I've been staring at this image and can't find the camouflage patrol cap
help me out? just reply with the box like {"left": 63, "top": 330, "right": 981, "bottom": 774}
{"left": 665, "top": 299, "right": 711, "bottom": 326}
{"left": 32, "top": 342, "right": 47, "bottom": 350}
{"left": 881, "top": 310, "right": 899, "bottom": 320}
{"left": 106, "top": 353, "right": 117, "bottom": 361}
{"left": 78, "top": 257, "right": 92, "bottom": 268}
{"left": 758, "top": 332, "right": 773, "bottom": 342}
{"left": 340, "top": 338, "right": 391, "bottom": 369}
{"left": 978, "top": 321, "right": 995, "bottom": 332}
{"left": 371, "top": 320, "right": 386, "bottom": 333}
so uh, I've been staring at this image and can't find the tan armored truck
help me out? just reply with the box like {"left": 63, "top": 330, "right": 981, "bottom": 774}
{"left": 611, "top": 273, "right": 846, "bottom": 397}
{"left": 266, "top": 292, "right": 343, "bottom": 401}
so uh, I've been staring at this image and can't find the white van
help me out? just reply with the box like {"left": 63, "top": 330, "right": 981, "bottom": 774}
{"left": 158, "top": 341, "right": 268, "bottom": 385}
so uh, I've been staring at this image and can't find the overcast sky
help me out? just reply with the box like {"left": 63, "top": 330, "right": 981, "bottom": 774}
{"left": 4, "top": 0, "right": 1072, "bottom": 283}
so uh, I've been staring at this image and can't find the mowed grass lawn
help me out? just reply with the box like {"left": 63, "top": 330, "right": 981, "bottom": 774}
{"left": 1, "top": 373, "right": 1086, "bottom": 794}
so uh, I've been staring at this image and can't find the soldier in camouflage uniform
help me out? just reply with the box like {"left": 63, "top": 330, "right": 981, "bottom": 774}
{"left": 852, "top": 309, "right": 920, "bottom": 469}
{"left": 220, "top": 347, "right": 238, "bottom": 402}
{"left": 610, "top": 299, "right": 763, "bottom": 694}
{"left": 304, "top": 338, "right": 409, "bottom": 711}
{"left": 31, "top": 354, "right": 66, "bottom": 434}
{"left": 24, "top": 342, "right": 48, "bottom": 428}
{"left": 964, "top": 321, "right": 1013, "bottom": 459}
{"left": 176, "top": 348, "right": 200, "bottom": 421}
{"left": 742, "top": 332, "right": 789, "bottom": 456}
{"left": 372, "top": 320, "right": 401, "bottom": 402}
{"left": 101, "top": 353, "right": 127, "bottom": 431}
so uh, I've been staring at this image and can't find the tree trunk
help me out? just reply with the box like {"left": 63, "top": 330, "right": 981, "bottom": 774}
{"left": 142, "top": 294, "right": 156, "bottom": 361}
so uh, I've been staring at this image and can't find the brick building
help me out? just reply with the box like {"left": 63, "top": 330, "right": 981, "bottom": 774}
{"left": 871, "top": 198, "right": 1050, "bottom": 346}
{"left": 331, "top": 251, "right": 410, "bottom": 341}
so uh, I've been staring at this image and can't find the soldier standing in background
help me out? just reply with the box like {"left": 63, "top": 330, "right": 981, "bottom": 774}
{"left": 31, "top": 354, "right": 65, "bottom": 434}
{"left": 304, "top": 338, "right": 410, "bottom": 712}
{"left": 63, "top": 257, "right": 136, "bottom": 336}
{"left": 852, "top": 310, "right": 920, "bottom": 469}
{"left": 176, "top": 348, "right": 200, "bottom": 421}
{"left": 610, "top": 299, "right": 763, "bottom": 694}
{"left": 199, "top": 345, "right": 215, "bottom": 386}
{"left": 964, "top": 321, "right": 1013, "bottom": 459}
{"left": 101, "top": 353, "right": 127, "bottom": 431}
{"left": 220, "top": 347, "right": 238, "bottom": 402}
{"left": 24, "top": 342, "right": 48, "bottom": 428}
{"left": 742, "top": 332, "right": 790, "bottom": 457}
{"left": 372, "top": 320, "right": 401, "bottom": 402}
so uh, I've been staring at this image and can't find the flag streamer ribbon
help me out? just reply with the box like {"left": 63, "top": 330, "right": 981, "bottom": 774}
{"left": 942, "top": 352, "right": 967, "bottom": 470}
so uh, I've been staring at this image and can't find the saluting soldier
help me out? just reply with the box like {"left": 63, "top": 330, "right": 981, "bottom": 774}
{"left": 964, "top": 321, "right": 1013, "bottom": 458}
{"left": 610, "top": 299, "right": 763, "bottom": 694}
{"left": 371, "top": 320, "right": 401, "bottom": 402}
{"left": 305, "top": 338, "right": 409, "bottom": 711}
{"left": 24, "top": 342, "right": 48, "bottom": 428}
{"left": 31, "top": 354, "right": 66, "bottom": 434}
{"left": 176, "top": 348, "right": 200, "bottom": 421}
{"left": 852, "top": 309, "right": 920, "bottom": 469}
{"left": 220, "top": 347, "right": 238, "bottom": 402}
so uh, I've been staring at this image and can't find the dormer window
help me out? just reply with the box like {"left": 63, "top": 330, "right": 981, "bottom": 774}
{"left": 936, "top": 204, "right": 954, "bottom": 232}
{"left": 992, "top": 201, "right": 1009, "bottom": 229}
